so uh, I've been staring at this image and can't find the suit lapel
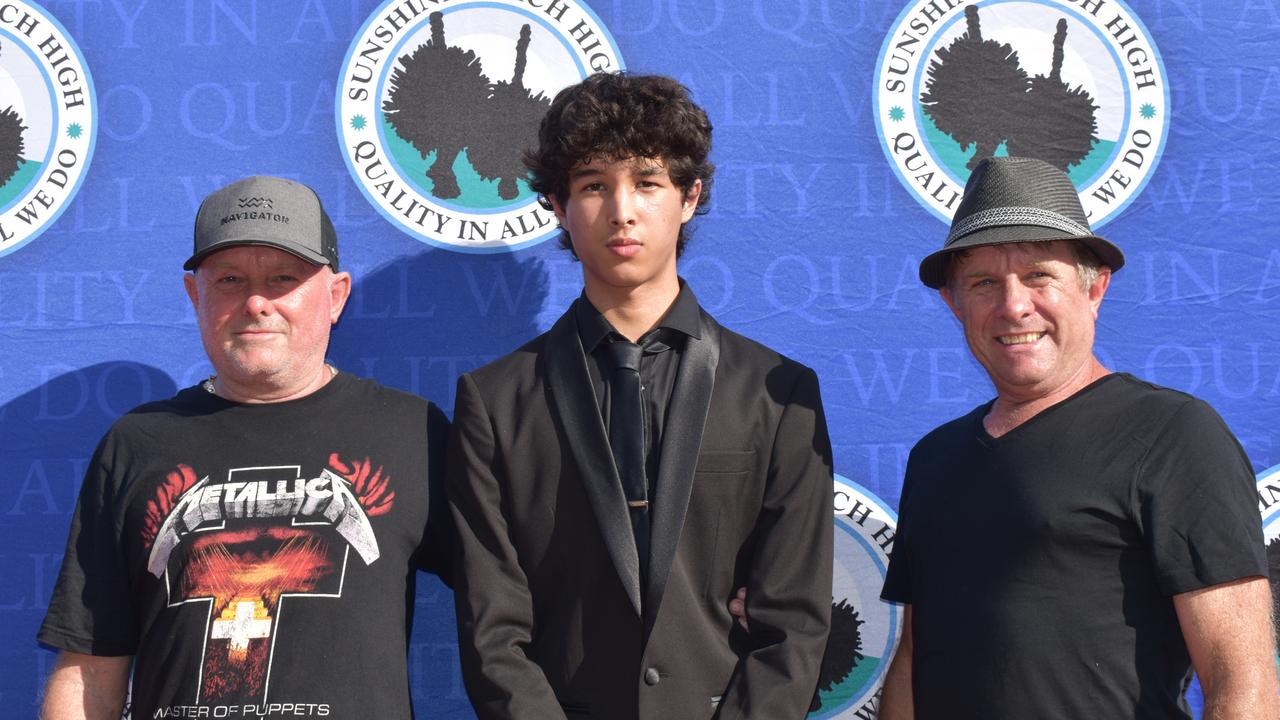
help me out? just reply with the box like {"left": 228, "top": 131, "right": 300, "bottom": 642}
{"left": 645, "top": 309, "right": 720, "bottom": 622}
{"left": 544, "top": 309, "right": 643, "bottom": 616}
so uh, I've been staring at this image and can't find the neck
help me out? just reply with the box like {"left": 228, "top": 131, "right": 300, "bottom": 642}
{"left": 584, "top": 277, "right": 681, "bottom": 342}
{"left": 984, "top": 358, "right": 1110, "bottom": 438}
{"left": 209, "top": 364, "right": 336, "bottom": 404}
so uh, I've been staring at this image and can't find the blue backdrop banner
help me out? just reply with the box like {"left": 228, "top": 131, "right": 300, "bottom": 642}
{"left": 2, "top": 1, "right": 1277, "bottom": 717}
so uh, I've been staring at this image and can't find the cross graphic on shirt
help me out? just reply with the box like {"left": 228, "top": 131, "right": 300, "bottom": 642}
{"left": 211, "top": 599, "right": 273, "bottom": 658}
{"left": 164, "top": 466, "right": 349, "bottom": 705}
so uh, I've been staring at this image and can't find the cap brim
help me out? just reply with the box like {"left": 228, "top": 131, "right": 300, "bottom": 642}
{"left": 183, "top": 237, "right": 331, "bottom": 271}
{"left": 918, "top": 226, "right": 1125, "bottom": 289}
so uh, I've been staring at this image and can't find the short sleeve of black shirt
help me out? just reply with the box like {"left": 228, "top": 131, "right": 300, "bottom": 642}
{"left": 39, "top": 429, "right": 140, "bottom": 655}
{"left": 1136, "top": 397, "right": 1266, "bottom": 594}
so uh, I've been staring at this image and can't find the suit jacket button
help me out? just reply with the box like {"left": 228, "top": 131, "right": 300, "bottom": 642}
{"left": 644, "top": 667, "right": 660, "bottom": 686}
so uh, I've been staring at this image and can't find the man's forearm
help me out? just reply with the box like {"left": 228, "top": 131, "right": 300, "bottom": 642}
{"left": 1175, "top": 577, "right": 1280, "bottom": 720}
{"left": 1201, "top": 676, "right": 1280, "bottom": 720}
{"left": 878, "top": 604, "right": 913, "bottom": 720}
{"left": 40, "top": 651, "right": 130, "bottom": 720}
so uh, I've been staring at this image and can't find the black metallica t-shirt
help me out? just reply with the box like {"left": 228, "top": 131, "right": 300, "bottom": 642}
{"left": 39, "top": 373, "right": 450, "bottom": 719}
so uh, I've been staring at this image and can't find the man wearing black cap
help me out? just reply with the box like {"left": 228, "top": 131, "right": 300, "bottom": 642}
{"left": 879, "top": 157, "right": 1277, "bottom": 719}
{"left": 37, "top": 176, "right": 450, "bottom": 719}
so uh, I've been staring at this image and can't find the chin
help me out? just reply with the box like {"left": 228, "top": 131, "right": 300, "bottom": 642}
{"left": 589, "top": 266, "right": 651, "bottom": 289}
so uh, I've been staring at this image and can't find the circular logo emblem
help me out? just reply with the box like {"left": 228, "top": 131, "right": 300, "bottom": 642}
{"left": 809, "top": 475, "right": 903, "bottom": 718}
{"left": 874, "top": 0, "right": 1168, "bottom": 227}
{"left": 1258, "top": 464, "right": 1280, "bottom": 670}
{"left": 337, "top": 0, "right": 623, "bottom": 253}
{"left": 0, "top": 1, "right": 97, "bottom": 259}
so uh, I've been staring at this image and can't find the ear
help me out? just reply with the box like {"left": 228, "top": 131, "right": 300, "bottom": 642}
{"left": 1087, "top": 267, "right": 1112, "bottom": 319}
{"left": 680, "top": 179, "right": 702, "bottom": 224}
{"left": 548, "top": 194, "right": 567, "bottom": 224}
{"left": 183, "top": 273, "right": 199, "bottom": 311}
{"left": 328, "top": 271, "right": 352, "bottom": 324}
{"left": 939, "top": 284, "right": 962, "bottom": 322}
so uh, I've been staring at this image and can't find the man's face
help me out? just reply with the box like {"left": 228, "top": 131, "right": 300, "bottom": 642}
{"left": 941, "top": 242, "right": 1110, "bottom": 403}
{"left": 183, "top": 245, "right": 351, "bottom": 401}
{"left": 550, "top": 156, "right": 700, "bottom": 299}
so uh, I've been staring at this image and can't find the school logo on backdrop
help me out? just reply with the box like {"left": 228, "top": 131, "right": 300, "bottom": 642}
{"left": 337, "top": 0, "right": 622, "bottom": 253}
{"left": 0, "top": 1, "right": 96, "bottom": 259}
{"left": 874, "top": 0, "right": 1168, "bottom": 227}
{"left": 810, "top": 476, "right": 903, "bottom": 718}
{"left": 1258, "top": 465, "right": 1280, "bottom": 671}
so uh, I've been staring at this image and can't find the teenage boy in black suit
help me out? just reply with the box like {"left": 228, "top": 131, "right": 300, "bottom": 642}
{"left": 447, "top": 73, "right": 833, "bottom": 720}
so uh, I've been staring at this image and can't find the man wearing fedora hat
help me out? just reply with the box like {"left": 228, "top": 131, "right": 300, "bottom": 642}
{"left": 878, "top": 157, "right": 1276, "bottom": 718}
{"left": 37, "top": 176, "right": 451, "bottom": 719}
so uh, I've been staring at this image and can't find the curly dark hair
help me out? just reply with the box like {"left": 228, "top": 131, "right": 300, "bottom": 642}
{"left": 524, "top": 72, "right": 715, "bottom": 257}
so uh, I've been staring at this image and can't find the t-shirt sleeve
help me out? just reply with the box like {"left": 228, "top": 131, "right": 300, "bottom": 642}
{"left": 37, "top": 431, "right": 138, "bottom": 656}
{"left": 881, "top": 448, "right": 918, "bottom": 604}
{"left": 1136, "top": 398, "right": 1267, "bottom": 596}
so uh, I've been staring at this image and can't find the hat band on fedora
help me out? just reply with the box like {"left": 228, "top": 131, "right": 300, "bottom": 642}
{"left": 947, "top": 206, "right": 1091, "bottom": 246}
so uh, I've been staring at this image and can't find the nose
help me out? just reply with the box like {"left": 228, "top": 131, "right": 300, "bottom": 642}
{"left": 997, "top": 278, "right": 1033, "bottom": 320}
{"left": 243, "top": 285, "right": 274, "bottom": 316}
{"left": 608, "top": 187, "right": 636, "bottom": 227}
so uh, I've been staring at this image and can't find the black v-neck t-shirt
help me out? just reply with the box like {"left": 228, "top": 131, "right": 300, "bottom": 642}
{"left": 883, "top": 373, "right": 1265, "bottom": 719}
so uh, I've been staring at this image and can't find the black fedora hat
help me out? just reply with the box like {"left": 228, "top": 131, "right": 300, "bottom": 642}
{"left": 918, "top": 156, "right": 1125, "bottom": 289}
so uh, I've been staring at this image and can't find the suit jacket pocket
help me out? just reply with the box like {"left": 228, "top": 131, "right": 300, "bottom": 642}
{"left": 694, "top": 450, "right": 755, "bottom": 475}
{"left": 559, "top": 701, "right": 590, "bottom": 715}
{"left": 693, "top": 451, "right": 757, "bottom": 504}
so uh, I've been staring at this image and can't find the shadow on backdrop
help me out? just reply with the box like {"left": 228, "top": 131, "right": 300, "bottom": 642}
{"left": 1, "top": 363, "right": 177, "bottom": 717}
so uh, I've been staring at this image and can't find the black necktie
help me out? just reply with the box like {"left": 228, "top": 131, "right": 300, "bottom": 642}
{"left": 606, "top": 340, "right": 650, "bottom": 585}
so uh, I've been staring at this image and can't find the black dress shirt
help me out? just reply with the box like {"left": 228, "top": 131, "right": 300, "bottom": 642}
{"left": 574, "top": 283, "right": 702, "bottom": 496}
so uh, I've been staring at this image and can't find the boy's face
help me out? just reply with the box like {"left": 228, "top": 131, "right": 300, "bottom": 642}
{"left": 550, "top": 156, "right": 700, "bottom": 300}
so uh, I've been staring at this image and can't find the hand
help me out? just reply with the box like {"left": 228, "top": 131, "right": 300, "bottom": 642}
{"left": 729, "top": 586, "right": 749, "bottom": 631}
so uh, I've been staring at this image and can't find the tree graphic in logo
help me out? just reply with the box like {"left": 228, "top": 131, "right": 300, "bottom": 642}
{"left": 1007, "top": 19, "right": 1099, "bottom": 171}
{"left": 921, "top": 6, "right": 1028, "bottom": 172}
{"left": 809, "top": 597, "right": 866, "bottom": 713}
{"left": 922, "top": 6, "right": 1098, "bottom": 173}
{"left": 382, "top": 11, "right": 550, "bottom": 202}
{"left": 0, "top": 41, "right": 29, "bottom": 189}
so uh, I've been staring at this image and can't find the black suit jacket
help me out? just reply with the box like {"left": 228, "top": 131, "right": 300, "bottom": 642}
{"left": 448, "top": 299, "right": 833, "bottom": 720}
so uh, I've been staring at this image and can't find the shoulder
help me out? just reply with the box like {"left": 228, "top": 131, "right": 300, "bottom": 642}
{"left": 460, "top": 329, "right": 549, "bottom": 392}
{"left": 451, "top": 329, "right": 554, "bottom": 417}
{"left": 1096, "top": 372, "right": 1200, "bottom": 414}
{"left": 84, "top": 385, "right": 210, "bottom": 469}
{"left": 335, "top": 373, "right": 434, "bottom": 410}
{"left": 105, "top": 384, "right": 208, "bottom": 434}
{"left": 1093, "top": 373, "right": 1226, "bottom": 438}
{"left": 329, "top": 374, "right": 447, "bottom": 438}
{"left": 713, "top": 319, "right": 814, "bottom": 385}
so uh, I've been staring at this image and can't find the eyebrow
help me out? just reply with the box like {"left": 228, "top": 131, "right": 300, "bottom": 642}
{"left": 960, "top": 259, "right": 1056, "bottom": 279}
{"left": 568, "top": 166, "right": 602, "bottom": 181}
{"left": 567, "top": 161, "right": 667, "bottom": 181}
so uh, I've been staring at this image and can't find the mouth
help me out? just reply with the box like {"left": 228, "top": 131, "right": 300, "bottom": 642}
{"left": 997, "top": 332, "right": 1045, "bottom": 346}
{"left": 234, "top": 327, "right": 283, "bottom": 339}
{"left": 607, "top": 238, "right": 641, "bottom": 256}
